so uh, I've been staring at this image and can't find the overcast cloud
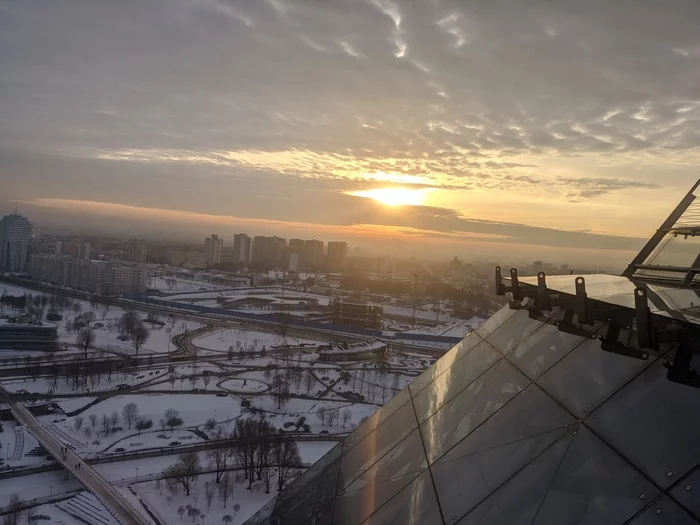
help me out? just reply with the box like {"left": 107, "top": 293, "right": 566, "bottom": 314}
{"left": 2, "top": 0, "right": 700, "bottom": 261}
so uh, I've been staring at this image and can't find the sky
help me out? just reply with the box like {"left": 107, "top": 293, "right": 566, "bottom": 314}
{"left": 2, "top": 0, "right": 700, "bottom": 265}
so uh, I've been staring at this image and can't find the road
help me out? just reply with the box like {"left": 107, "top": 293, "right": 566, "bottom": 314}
{"left": 1, "top": 385, "right": 153, "bottom": 525}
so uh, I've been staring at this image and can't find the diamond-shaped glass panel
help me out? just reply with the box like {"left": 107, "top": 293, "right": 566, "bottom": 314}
{"left": 506, "top": 322, "right": 589, "bottom": 380}
{"left": 359, "top": 470, "right": 442, "bottom": 525}
{"left": 484, "top": 308, "right": 558, "bottom": 356}
{"left": 334, "top": 429, "right": 428, "bottom": 524}
{"left": 338, "top": 400, "right": 419, "bottom": 490}
{"left": 407, "top": 332, "right": 485, "bottom": 396}
{"left": 343, "top": 387, "right": 412, "bottom": 454}
{"left": 669, "top": 467, "right": 700, "bottom": 519}
{"left": 475, "top": 305, "right": 519, "bottom": 339}
{"left": 432, "top": 386, "right": 574, "bottom": 522}
{"left": 420, "top": 359, "right": 531, "bottom": 463}
{"left": 624, "top": 496, "right": 698, "bottom": 525}
{"left": 587, "top": 353, "right": 700, "bottom": 488}
{"left": 410, "top": 342, "right": 502, "bottom": 423}
{"left": 537, "top": 331, "right": 654, "bottom": 417}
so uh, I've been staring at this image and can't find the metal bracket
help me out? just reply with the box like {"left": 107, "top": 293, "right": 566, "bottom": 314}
{"left": 574, "top": 277, "right": 591, "bottom": 325}
{"left": 510, "top": 268, "right": 522, "bottom": 301}
{"left": 558, "top": 309, "right": 593, "bottom": 338}
{"left": 537, "top": 272, "right": 551, "bottom": 311}
{"left": 665, "top": 331, "right": 700, "bottom": 388}
{"left": 600, "top": 324, "right": 650, "bottom": 360}
{"left": 634, "top": 287, "right": 653, "bottom": 349}
{"left": 495, "top": 266, "right": 505, "bottom": 296}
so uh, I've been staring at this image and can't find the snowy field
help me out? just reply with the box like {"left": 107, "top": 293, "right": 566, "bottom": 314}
{"left": 192, "top": 327, "right": 320, "bottom": 354}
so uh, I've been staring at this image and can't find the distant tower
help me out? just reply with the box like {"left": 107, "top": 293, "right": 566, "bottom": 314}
{"left": 204, "top": 234, "right": 223, "bottom": 266}
{"left": 0, "top": 213, "right": 32, "bottom": 272}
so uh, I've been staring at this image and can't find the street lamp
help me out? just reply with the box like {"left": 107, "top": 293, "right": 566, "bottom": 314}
{"left": 49, "top": 485, "right": 53, "bottom": 499}
{"left": 135, "top": 467, "right": 139, "bottom": 483}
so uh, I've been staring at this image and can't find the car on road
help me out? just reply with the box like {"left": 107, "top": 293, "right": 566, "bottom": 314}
{"left": 320, "top": 430, "right": 329, "bottom": 434}
{"left": 216, "top": 392, "right": 227, "bottom": 397}
{"left": 114, "top": 447, "right": 126, "bottom": 452}
{"left": 168, "top": 441, "right": 180, "bottom": 446}
{"left": 157, "top": 434, "right": 168, "bottom": 439}
{"left": 116, "top": 384, "right": 129, "bottom": 390}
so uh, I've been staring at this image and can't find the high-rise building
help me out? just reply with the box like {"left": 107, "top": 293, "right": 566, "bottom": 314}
{"left": 204, "top": 234, "right": 223, "bottom": 266}
{"left": 326, "top": 241, "right": 348, "bottom": 272}
{"left": 61, "top": 242, "right": 79, "bottom": 258}
{"left": 0, "top": 214, "right": 32, "bottom": 272}
{"left": 288, "top": 252, "right": 300, "bottom": 273}
{"left": 251, "top": 236, "right": 287, "bottom": 267}
{"left": 127, "top": 238, "right": 148, "bottom": 262}
{"left": 233, "top": 233, "right": 252, "bottom": 264}
{"left": 46, "top": 240, "right": 62, "bottom": 254}
{"left": 77, "top": 241, "right": 91, "bottom": 260}
{"left": 301, "top": 239, "right": 324, "bottom": 269}
{"left": 288, "top": 238, "right": 304, "bottom": 254}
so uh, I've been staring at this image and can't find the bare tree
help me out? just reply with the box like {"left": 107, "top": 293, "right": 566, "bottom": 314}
{"left": 217, "top": 472, "right": 234, "bottom": 508}
{"left": 89, "top": 413, "right": 98, "bottom": 428}
{"left": 223, "top": 514, "right": 233, "bottom": 524}
{"left": 131, "top": 321, "right": 150, "bottom": 358}
{"left": 6, "top": 494, "right": 22, "bottom": 525}
{"left": 169, "top": 374, "right": 177, "bottom": 389}
{"left": 76, "top": 327, "right": 96, "bottom": 360}
{"left": 202, "top": 374, "right": 211, "bottom": 390}
{"left": 164, "top": 451, "right": 201, "bottom": 496}
{"left": 341, "top": 408, "right": 352, "bottom": 428}
{"left": 177, "top": 506, "right": 185, "bottom": 520}
{"left": 154, "top": 478, "right": 164, "bottom": 495}
{"left": 304, "top": 370, "right": 315, "bottom": 395}
{"left": 84, "top": 427, "right": 93, "bottom": 441}
{"left": 73, "top": 416, "right": 84, "bottom": 431}
{"left": 23, "top": 505, "right": 38, "bottom": 524}
{"left": 110, "top": 411, "right": 120, "bottom": 432}
{"left": 165, "top": 408, "right": 183, "bottom": 431}
{"left": 204, "top": 481, "right": 215, "bottom": 512}
{"left": 206, "top": 429, "right": 231, "bottom": 483}
{"left": 187, "top": 507, "right": 200, "bottom": 523}
{"left": 270, "top": 373, "right": 290, "bottom": 409}
{"left": 273, "top": 434, "right": 302, "bottom": 491}
{"left": 316, "top": 406, "right": 327, "bottom": 427}
{"left": 102, "top": 413, "right": 110, "bottom": 435}
{"left": 122, "top": 402, "right": 139, "bottom": 430}
{"left": 232, "top": 505, "right": 240, "bottom": 516}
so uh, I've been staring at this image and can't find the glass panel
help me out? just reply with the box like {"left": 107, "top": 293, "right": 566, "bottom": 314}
{"left": 343, "top": 387, "right": 412, "bottom": 454}
{"left": 625, "top": 496, "right": 698, "bottom": 525}
{"left": 420, "top": 360, "right": 531, "bottom": 463}
{"left": 642, "top": 233, "right": 700, "bottom": 269}
{"left": 268, "top": 442, "right": 342, "bottom": 524}
{"left": 334, "top": 429, "right": 428, "bottom": 524}
{"left": 454, "top": 431, "right": 575, "bottom": 525}
{"left": 432, "top": 386, "right": 574, "bottom": 522}
{"left": 455, "top": 425, "right": 657, "bottom": 525}
{"left": 506, "top": 322, "right": 588, "bottom": 380}
{"left": 475, "top": 305, "right": 519, "bottom": 339}
{"left": 410, "top": 342, "right": 502, "bottom": 422}
{"left": 537, "top": 331, "right": 654, "bottom": 417}
{"left": 484, "top": 309, "right": 559, "bottom": 357}
{"left": 669, "top": 467, "right": 700, "bottom": 519}
{"left": 531, "top": 425, "right": 657, "bottom": 525}
{"left": 361, "top": 470, "right": 442, "bottom": 525}
{"left": 338, "top": 401, "right": 419, "bottom": 490}
{"left": 587, "top": 354, "right": 700, "bottom": 488}
{"left": 407, "top": 332, "right": 484, "bottom": 396}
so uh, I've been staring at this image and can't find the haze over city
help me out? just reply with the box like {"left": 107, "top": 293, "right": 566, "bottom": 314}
{"left": 3, "top": 0, "right": 700, "bottom": 262}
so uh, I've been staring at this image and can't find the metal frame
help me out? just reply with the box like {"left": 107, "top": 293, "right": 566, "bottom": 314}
{"left": 495, "top": 267, "right": 700, "bottom": 389}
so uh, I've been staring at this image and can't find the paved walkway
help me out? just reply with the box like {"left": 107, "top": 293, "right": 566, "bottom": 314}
{"left": 1, "top": 386, "right": 152, "bottom": 525}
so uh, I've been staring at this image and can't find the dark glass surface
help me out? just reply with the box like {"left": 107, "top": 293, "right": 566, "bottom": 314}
{"left": 410, "top": 341, "right": 502, "bottom": 423}
{"left": 432, "top": 386, "right": 573, "bottom": 522}
{"left": 587, "top": 354, "right": 700, "bottom": 488}
{"left": 625, "top": 496, "right": 699, "bottom": 525}
{"left": 537, "top": 330, "right": 654, "bottom": 417}
{"left": 419, "top": 359, "right": 530, "bottom": 463}
{"left": 669, "top": 468, "right": 700, "bottom": 520}
{"left": 484, "top": 308, "right": 558, "bottom": 357}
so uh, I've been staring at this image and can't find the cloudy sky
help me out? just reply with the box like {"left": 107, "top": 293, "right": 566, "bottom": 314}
{"left": 2, "top": 0, "right": 700, "bottom": 264}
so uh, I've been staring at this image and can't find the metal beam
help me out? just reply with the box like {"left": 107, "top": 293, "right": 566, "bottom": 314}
{"left": 623, "top": 178, "right": 700, "bottom": 278}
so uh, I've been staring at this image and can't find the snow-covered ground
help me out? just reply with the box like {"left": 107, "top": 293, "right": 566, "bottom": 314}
{"left": 193, "top": 328, "right": 320, "bottom": 354}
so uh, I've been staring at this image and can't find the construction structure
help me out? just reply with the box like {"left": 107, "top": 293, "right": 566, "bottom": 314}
{"left": 331, "top": 298, "right": 383, "bottom": 330}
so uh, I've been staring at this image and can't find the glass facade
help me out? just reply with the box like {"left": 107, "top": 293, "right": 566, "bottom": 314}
{"left": 245, "top": 304, "right": 700, "bottom": 525}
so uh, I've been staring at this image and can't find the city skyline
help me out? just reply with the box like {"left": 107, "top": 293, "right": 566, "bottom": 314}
{"left": 3, "top": 1, "right": 700, "bottom": 265}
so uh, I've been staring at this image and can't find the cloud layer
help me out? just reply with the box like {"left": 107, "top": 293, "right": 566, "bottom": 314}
{"left": 2, "top": 0, "right": 700, "bottom": 260}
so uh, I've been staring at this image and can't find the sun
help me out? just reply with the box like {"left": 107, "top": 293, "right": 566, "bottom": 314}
{"left": 351, "top": 187, "right": 429, "bottom": 206}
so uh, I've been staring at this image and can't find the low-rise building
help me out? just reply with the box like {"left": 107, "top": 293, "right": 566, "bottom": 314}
{"left": 0, "top": 318, "right": 58, "bottom": 351}
{"left": 28, "top": 254, "right": 147, "bottom": 295}
{"left": 317, "top": 339, "right": 387, "bottom": 362}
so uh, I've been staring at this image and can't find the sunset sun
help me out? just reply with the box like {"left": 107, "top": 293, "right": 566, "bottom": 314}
{"left": 351, "top": 187, "right": 429, "bottom": 206}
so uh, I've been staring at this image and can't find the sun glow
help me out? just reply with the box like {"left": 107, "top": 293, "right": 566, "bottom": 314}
{"left": 351, "top": 187, "right": 430, "bottom": 206}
